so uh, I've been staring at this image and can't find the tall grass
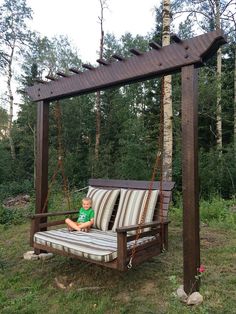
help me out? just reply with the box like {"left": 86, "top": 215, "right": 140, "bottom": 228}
{"left": 170, "top": 196, "right": 236, "bottom": 229}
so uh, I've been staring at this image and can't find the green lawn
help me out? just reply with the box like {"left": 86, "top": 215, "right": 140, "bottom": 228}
{"left": 0, "top": 222, "right": 236, "bottom": 314}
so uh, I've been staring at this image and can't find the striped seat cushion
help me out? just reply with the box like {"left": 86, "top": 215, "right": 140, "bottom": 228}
{"left": 86, "top": 187, "right": 120, "bottom": 231}
{"left": 34, "top": 228, "right": 155, "bottom": 263}
{"left": 112, "top": 188, "right": 159, "bottom": 233}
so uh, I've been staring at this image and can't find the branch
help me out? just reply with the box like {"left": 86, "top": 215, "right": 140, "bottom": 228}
{"left": 221, "top": 0, "right": 236, "bottom": 15}
{"left": 174, "top": 9, "right": 212, "bottom": 21}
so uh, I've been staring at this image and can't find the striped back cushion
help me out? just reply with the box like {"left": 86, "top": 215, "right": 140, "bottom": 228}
{"left": 112, "top": 189, "right": 159, "bottom": 233}
{"left": 87, "top": 187, "right": 120, "bottom": 231}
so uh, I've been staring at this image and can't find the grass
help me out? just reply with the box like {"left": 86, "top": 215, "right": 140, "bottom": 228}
{"left": 1, "top": 218, "right": 236, "bottom": 314}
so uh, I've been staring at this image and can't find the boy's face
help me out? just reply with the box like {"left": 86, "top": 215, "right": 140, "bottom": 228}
{"left": 82, "top": 200, "right": 91, "bottom": 210}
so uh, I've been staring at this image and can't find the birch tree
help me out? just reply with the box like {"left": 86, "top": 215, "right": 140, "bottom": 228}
{"left": 162, "top": 0, "right": 173, "bottom": 180}
{"left": 215, "top": 0, "right": 223, "bottom": 149}
{"left": 175, "top": 0, "right": 235, "bottom": 150}
{"left": 0, "top": 0, "right": 32, "bottom": 159}
{"left": 94, "top": 0, "right": 107, "bottom": 164}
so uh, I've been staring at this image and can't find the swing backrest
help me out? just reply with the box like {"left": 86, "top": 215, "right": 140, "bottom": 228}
{"left": 88, "top": 179, "right": 175, "bottom": 231}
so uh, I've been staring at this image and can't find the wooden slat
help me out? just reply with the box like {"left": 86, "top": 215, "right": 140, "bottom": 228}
{"left": 33, "top": 243, "right": 118, "bottom": 270}
{"left": 39, "top": 220, "right": 66, "bottom": 228}
{"left": 116, "top": 220, "right": 168, "bottom": 233}
{"left": 32, "top": 210, "right": 78, "bottom": 218}
{"left": 89, "top": 178, "right": 175, "bottom": 191}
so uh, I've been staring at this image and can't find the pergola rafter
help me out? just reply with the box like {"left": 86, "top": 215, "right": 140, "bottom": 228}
{"left": 25, "top": 29, "right": 226, "bottom": 294}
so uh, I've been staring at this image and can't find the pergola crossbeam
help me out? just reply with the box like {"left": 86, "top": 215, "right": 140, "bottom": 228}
{"left": 26, "top": 30, "right": 226, "bottom": 102}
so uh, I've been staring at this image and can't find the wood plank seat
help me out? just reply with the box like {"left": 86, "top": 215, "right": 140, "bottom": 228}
{"left": 30, "top": 179, "right": 175, "bottom": 271}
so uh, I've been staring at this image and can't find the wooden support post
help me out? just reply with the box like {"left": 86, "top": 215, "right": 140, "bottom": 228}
{"left": 35, "top": 101, "right": 49, "bottom": 253}
{"left": 181, "top": 65, "right": 200, "bottom": 294}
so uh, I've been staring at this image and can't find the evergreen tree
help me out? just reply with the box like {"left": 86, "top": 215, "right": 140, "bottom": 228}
{"left": 0, "top": 0, "right": 32, "bottom": 159}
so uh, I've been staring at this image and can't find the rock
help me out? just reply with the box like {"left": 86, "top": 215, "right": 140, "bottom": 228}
{"left": 38, "top": 253, "right": 54, "bottom": 260}
{"left": 55, "top": 277, "right": 66, "bottom": 289}
{"left": 176, "top": 285, "right": 188, "bottom": 302}
{"left": 187, "top": 291, "right": 203, "bottom": 305}
{"left": 3, "top": 194, "right": 30, "bottom": 208}
{"left": 23, "top": 251, "right": 39, "bottom": 261}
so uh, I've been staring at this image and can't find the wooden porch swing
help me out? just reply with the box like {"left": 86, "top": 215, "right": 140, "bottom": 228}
{"left": 26, "top": 30, "right": 226, "bottom": 294}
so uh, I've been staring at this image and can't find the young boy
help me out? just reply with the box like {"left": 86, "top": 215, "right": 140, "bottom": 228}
{"left": 65, "top": 197, "right": 94, "bottom": 232}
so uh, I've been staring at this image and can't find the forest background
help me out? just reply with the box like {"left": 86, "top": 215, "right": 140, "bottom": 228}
{"left": 0, "top": 0, "right": 236, "bottom": 221}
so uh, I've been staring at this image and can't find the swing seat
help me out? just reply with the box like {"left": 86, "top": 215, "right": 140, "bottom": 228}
{"left": 30, "top": 179, "right": 175, "bottom": 271}
{"left": 33, "top": 228, "right": 157, "bottom": 263}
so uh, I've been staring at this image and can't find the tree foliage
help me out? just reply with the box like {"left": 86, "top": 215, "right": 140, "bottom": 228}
{"left": 0, "top": 1, "right": 235, "bottom": 202}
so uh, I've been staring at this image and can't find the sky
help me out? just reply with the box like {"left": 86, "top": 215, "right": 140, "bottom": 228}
{"left": 27, "top": 0, "right": 161, "bottom": 63}
{"left": 0, "top": 0, "right": 161, "bottom": 116}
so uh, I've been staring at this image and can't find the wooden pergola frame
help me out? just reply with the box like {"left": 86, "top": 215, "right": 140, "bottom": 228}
{"left": 26, "top": 30, "right": 226, "bottom": 294}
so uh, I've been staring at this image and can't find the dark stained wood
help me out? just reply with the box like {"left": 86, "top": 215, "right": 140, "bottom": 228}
{"left": 127, "top": 244, "right": 161, "bottom": 267}
{"left": 69, "top": 67, "right": 82, "bottom": 74}
{"left": 116, "top": 220, "right": 167, "bottom": 233}
{"left": 56, "top": 71, "right": 70, "bottom": 77}
{"left": 96, "top": 58, "right": 110, "bottom": 65}
{"left": 34, "top": 101, "right": 50, "bottom": 252}
{"left": 45, "top": 75, "right": 57, "bottom": 81}
{"left": 130, "top": 48, "right": 142, "bottom": 56}
{"left": 82, "top": 63, "right": 95, "bottom": 70}
{"left": 112, "top": 54, "right": 125, "bottom": 61}
{"left": 32, "top": 209, "right": 78, "bottom": 218}
{"left": 117, "top": 232, "right": 127, "bottom": 271}
{"left": 149, "top": 41, "right": 162, "bottom": 50}
{"left": 34, "top": 79, "right": 46, "bottom": 84}
{"left": 36, "top": 101, "right": 49, "bottom": 217}
{"left": 26, "top": 30, "right": 226, "bottom": 102}
{"left": 181, "top": 65, "right": 200, "bottom": 294}
{"left": 33, "top": 242, "right": 119, "bottom": 269}
{"left": 39, "top": 220, "right": 67, "bottom": 228}
{"left": 171, "top": 33, "right": 182, "bottom": 43}
{"left": 30, "top": 217, "right": 38, "bottom": 246}
{"left": 88, "top": 178, "right": 175, "bottom": 190}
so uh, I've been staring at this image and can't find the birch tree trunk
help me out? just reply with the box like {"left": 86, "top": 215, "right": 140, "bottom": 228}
{"left": 6, "top": 41, "right": 16, "bottom": 160}
{"left": 234, "top": 46, "right": 236, "bottom": 159}
{"left": 162, "top": 0, "right": 173, "bottom": 180}
{"left": 95, "top": 0, "right": 106, "bottom": 161}
{"left": 215, "top": 0, "right": 222, "bottom": 150}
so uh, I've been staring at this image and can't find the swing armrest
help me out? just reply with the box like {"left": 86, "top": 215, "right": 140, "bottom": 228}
{"left": 29, "top": 210, "right": 78, "bottom": 246}
{"left": 116, "top": 219, "right": 170, "bottom": 233}
{"left": 116, "top": 220, "right": 170, "bottom": 271}
{"left": 30, "top": 210, "right": 78, "bottom": 219}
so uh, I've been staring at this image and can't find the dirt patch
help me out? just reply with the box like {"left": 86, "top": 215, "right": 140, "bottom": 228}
{"left": 200, "top": 228, "right": 231, "bottom": 248}
{"left": 114, "top": 291, "right": 131, "bottom": 303}
{"left": 140, "top": 280, "right": 156, "bottom": 296}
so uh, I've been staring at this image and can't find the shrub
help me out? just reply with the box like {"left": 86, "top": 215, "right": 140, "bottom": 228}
{"left": 169, "top": 196, "right": 236, "bottom": 229}
{"left": 200, "top": 196, "right": 236, "bottom": 228}
{"left": 0, "top": 179, "right": 33, "bottom": 201}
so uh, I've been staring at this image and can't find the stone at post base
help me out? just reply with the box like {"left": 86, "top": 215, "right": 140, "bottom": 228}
{"left": 38, "top": 252, "right": 54, "bottom": 260}
{"left": 187, "top": 292, "right": 203, "bottom": 305}
{"left": 23, "top": 251, "right": 53, "bottom": 261}
{"left": 176, "top": 285, "right": 188, "bottom": 302}
{"left": 176, "top": 285, "right": 203, "bottom": 306}
{"left": 23, "top": 251, "right": 39, "bottom": 260}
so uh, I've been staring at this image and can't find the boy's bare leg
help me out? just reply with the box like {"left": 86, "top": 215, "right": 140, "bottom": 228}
{"left": 65, "top": 218, "right": 82, "bottom": 231}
